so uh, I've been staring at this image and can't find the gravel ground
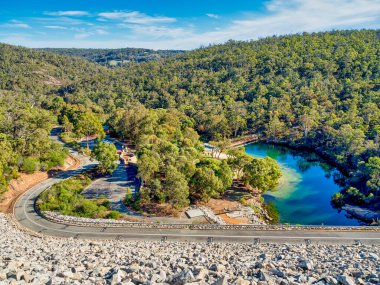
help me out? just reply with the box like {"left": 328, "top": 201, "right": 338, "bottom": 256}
{"left": 0, "top": 214, "right": 379, "bottom": 285}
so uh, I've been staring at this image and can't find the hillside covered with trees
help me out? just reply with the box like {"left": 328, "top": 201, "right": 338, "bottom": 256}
{"left": 38, "top": 48, "right": 184, "bottom": 67}
{"left": 1, "top": 29, "right": 379, "bottom": 211}
{"left": 0, "top": 44, "right": 107, "bottom": 196}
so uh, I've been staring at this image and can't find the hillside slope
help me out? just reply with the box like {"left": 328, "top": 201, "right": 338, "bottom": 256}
{"left": 1, "top": 30, "right": 379, "bottom": 210}
{"left": 38, "top": 48, "right": 184, "bottom": 67}
{"left": 59, "top": 30, "right": 380, "bottom": 210}
{"left": 0, "top": 43, "right": 108, "bottom": 196}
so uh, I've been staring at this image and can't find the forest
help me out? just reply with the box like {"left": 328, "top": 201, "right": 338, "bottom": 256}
{"left": 0, "top": 29, "right": 379, "bottom": 211}
{"left": 38, "top": 48, "right": 184, "bottom": 67}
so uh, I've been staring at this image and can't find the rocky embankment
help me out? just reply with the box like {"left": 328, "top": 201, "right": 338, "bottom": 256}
{"left": 1, "top": 214, "right": 380, "bottom": 285}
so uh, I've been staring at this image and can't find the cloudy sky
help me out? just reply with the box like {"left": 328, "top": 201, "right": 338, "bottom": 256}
{"left": 1, "top": 0, "right": 379, "bottom": 50}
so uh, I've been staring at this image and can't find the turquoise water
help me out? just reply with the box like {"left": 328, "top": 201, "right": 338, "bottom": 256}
{"left": 244, "top": 143, "right": 360, "bottom": 226}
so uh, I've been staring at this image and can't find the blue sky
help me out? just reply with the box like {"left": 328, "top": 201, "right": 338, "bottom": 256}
{"left": 1, "top": 0, "right": 379, "bottom": 50}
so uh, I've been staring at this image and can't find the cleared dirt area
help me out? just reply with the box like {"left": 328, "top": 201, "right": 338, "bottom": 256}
{"left": 203, "top": 198, "right": 249, "bottom": 224}
{"left": 0, "top": 155, "right": 80, "bottom": 213}
{"left": 202, "top": 185, "right": 264, "bottom": 225}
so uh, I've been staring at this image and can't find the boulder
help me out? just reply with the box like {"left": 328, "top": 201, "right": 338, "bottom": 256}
{"left": 232, "top": 277, "right": 250, "bottom": 285}
{"left": 271, "top": 268, "right": 285, "bottom": 278}
{"left": 324, "top": 276, "right": 338, "bottom": 285}
{"left": 298, "top": 259, "right": 313, "bottom": 270}
{"left": 168, "top": 269, "right": 195, "bottom": 285}
{"left": 212, "top": 275, "right": 228, "bottom": 285}
{"left": 336, "top": 275, "right": 356, "bottom": 285}
{"left": 194, "top": 268, "right": 208, "bottom": 280}
{"left": 368, "top": 253, "right": 379, "bottom": 260}
{"left": 209, "top": 264, "right": 226, "bottom": 272}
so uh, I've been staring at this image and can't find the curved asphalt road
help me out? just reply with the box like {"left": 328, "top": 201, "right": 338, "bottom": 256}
{"left": 13, "top": 149, "right": 380, "bottom": 244}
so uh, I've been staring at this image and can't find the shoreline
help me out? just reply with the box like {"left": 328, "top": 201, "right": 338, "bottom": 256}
{"left": 242, "top": 140, "right": 379, "bottom": 226}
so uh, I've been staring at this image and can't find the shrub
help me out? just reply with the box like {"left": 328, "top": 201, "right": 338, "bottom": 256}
{"left": 106, "top": 211, "right": 120, "bottom": 219}
{"left": 345, "top": 187, "right": 366, "bottom": 205}
{"left": 22, "top": 157, "right": 39, "bottom": 174}
{"left": 132, "top": 198, "right": 141, "bottom": 211}
{"left": 331, "top": 192, "right": 346, "bottom": 207}
{"left": 41, "top": 148, "right": 68, "bottom": 170}
{"left": 239, "top": 197, "right": 247, "bottom": 205}
{"left": 125, "top": 187, "right": 134, "bottom": 204}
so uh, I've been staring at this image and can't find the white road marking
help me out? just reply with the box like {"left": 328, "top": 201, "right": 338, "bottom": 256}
{"left": 14, "top": 156, "right": 380, "bottom": 242}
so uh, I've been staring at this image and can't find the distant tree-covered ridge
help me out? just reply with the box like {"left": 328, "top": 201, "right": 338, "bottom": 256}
{"left": 38, "top": 48, "right": 185, "bottom": 67}
{"left": 1, "top": 29, "right": 379, "bottom": 210}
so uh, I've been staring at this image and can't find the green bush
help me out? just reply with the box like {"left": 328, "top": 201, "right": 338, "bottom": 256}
{"left": 106, "top": 211, "right": 120, "bottom": 219}
{"left": 59, "top": 133, "right": 75, "bottom": 144}
{"left": 125, "top": 187, "right": 134, "bottom": 204}
{"left": 239, "top": 197, "right": 247, "bottom": 205}
{"left": 79, "top": 200, "right": 99, "bottom": 217}
{"left": 331, "top": 192, "right": 346, "bottom": 207}
{"left": 132, "top": 198, "right": 141, "bottom": 211}
{"left": 41, "top": 147, "right": 68, "bottom": 170}
{"left": 21, "top": 157, "right": 39, "bottom": 174}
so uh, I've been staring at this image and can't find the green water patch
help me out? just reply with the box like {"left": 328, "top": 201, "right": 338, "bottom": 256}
{"left": 244, "top": 143, "right": 360, "bottom": 226}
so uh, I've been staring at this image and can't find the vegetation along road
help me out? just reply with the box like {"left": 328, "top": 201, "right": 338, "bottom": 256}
{"left": 13, "top": 152, "right": 380, "bottom": 244}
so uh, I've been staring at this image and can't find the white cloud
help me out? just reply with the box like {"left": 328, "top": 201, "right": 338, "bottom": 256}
{"left": 2, "top": 20, "right": 30, "bottom": 29}
{"left": 44, "top": 25, "right": 67, "bottom": 30}
{"left": 96, "top": 29, "right": 108, "bottom": 35}
{"left": 228, "top": 0, "right": 380, "bottom": 38}
{"left": 33, "top": 17, "right": 85, "bottom": 26}
{"left": 6, "top": 23, "right": 30, "bottom": 28}
{"left": 74, "top": 33, "right": 91, "bottom": 40}
{"left": 45, "top": 11, "right": 89, "bottom": 16}
{"left": 174, "top": 0, "right": 380, "bottom": 49}
{"left": 98, "top": 11, "right": 176, "bottom": 24}
{"left": 127, "top": 25, "right": 190, "bottom": 39}
{"left": 4, "top": 0, "right": 380, "bottom": 50}
{"left": 206, "top": 13, "right": 219, "bottom": 19}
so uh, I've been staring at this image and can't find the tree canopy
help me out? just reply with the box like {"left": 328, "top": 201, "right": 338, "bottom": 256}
{"left": 92, "top": 142, "right": 119, "bottom": 174}
{"left": 1, "top": 29, "right": 379, "bottom": 208}
{"left": 243, "top": 157, "right": 282, "bottom": 192}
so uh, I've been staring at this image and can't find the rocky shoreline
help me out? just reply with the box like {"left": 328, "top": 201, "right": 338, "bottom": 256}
{"left": 1, "top": 214, "right": 380, "bottom": 285}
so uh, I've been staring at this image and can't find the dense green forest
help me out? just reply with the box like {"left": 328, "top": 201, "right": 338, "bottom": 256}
{"left": 0, "top": 95, "right": 68, "bottom": 196}
{"left": 1, "top": 29, "right": 379, "bottom": 211}
{"left": 0, "top": 44, "right": 105, "bottom": 196}
{"left": 38, "top": 48, "right": 184, "bottom": 67}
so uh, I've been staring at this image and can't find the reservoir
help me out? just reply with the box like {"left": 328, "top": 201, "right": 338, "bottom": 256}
{"left": 244, "top": 143, "right": 360, "bottom": 225}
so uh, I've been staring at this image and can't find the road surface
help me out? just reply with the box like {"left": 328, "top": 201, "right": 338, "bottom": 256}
{"left": 12, "top": 133, "right": 380, "bottom": 244}
{"left": 81, "top": 137, "right": 138, "bottom": 213}
{"left": 14, "top": 172, "right": 380, "bottom": 244}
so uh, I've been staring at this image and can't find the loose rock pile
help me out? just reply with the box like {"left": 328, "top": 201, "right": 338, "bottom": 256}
{"left": 1, "top": 214, "right": 379, "bottom": 285}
